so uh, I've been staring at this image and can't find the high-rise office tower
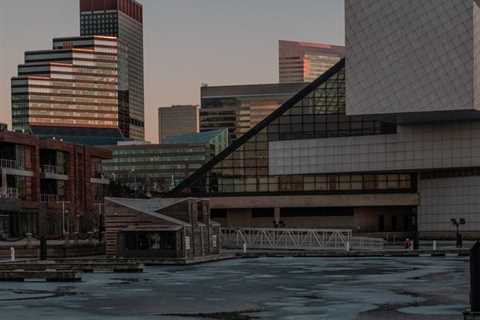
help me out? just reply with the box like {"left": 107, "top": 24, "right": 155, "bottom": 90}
{"left": 279, "top": 40, "right": 345, "bottom": 83}
{"left": 200, "top": 82, "right": 306, "bottom": 141}
{"left": 158, "top": 105, "right": 199, "bottom": 143}
{"left": 80, "top": 0, "right": 145, "bottom": 141}
{"left": 11, "top": 36, "right": 124, "bottom": 145}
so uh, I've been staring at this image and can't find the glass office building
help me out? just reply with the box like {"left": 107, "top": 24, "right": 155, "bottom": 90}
{"left": 103, "top": 129, "right": 228, "bottom": 195}
{"left": 80, "top": 0, "right": 145, "bottom": 141}
{"left": 158, "top": 105, "right": 199, "bottom": 143}
{"left": 279, "top": 40, "right": 345, "bottom": 83}
{"left": 11, "top": 36, "right": 124, "bottom": 145}
{"left": 200, "top": 83, "right": 306, "bottom": 142}
{"left": 163, "top": 129, "right": 229, "bottom": 156}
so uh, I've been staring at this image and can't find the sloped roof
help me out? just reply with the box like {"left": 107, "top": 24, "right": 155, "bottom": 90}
{"left": 163, "top": 129, "right": 227, "bottom": 145}
{"left": 105, "top": 197, "right": 194, "bottom": 226}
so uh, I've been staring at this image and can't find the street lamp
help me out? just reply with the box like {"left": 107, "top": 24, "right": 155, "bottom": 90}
{"left": 130, "top": 168, "right": 137, "bottom": 197}
{"left": 451, "top": 218, "right": 466, "bottom": 248}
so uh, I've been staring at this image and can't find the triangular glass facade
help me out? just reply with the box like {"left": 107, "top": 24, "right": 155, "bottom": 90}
{"left": 172, "top": 60, "right": 414, "bottom": 196}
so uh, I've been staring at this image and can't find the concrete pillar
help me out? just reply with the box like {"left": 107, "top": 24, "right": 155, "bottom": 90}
{"left": 353, "top": 207, "right": 378, "bottom": 233}
{"left": 274, "top": 208, "right": 281, "bottom": 226}
{"left": 1, "top": 169, "right": 6, "bottom": 195}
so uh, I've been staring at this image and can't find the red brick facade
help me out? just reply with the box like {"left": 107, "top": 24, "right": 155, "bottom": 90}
{"left": 0, "top": 132, "right": 111, "bottom": 238}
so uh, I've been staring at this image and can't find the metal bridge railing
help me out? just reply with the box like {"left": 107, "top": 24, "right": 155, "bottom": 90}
{"left": 350, "top": 236, "right": 385, "bottom": 251}
{"left": 222, "top": 228, "right": 352, "bottom": 251}
{"left": 222, "top": 228, "right": 384, "bottom": 251}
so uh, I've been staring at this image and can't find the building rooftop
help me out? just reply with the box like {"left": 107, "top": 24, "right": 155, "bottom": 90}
{"left": 201, "top": 82, "right": 307, "bottom": 98}
{"left": 279, "top": 40, "right": 346, "bottom": 56}
{"left": 105, "top": 197, "right": 218, "bottom": 227}
{"left": 31, "top": 127, "right": 126, "bottom": 146}
{"left": 162, "top": 129, "right": 227, "bottom": 145}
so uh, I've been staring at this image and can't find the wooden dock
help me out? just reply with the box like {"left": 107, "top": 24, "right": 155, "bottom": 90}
{"left": 0, "top": 270, "right": 81, "bottom": 282}
{"left": 0, "top": 259, "right": 144, "bottom": 274}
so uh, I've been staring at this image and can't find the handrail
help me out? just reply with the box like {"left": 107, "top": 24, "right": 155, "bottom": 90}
{"left": 0, "top": 158, "right": 24, "bottom": 170}
{"left": 41, "top": 164, "right": 66, "bottom": 175}
{"left": 40, "top": 194, "right": 68, "bottom": 203}
{"left": 222, "top": 227, "right": 384, "bottom": 251}
{"left": 0, "top": 188, "right": 19, "bottom": 200}
{"left": 350, "top": 236, "right": 385, "bottom": 251}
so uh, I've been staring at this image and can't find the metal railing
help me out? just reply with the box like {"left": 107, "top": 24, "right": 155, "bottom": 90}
{"left": 350, "top": 236, "right": 385, "bottom": 251}
{"left": 0, "top": 188, "right": 19, "bottom": 200}
{"left": 41, "top": 164, "right": 66, "bottom": 175}
{"left": 0, "top": 158, "right": 24, "bottom": 170}
{"left": 40, "top": 194, "right": 67, "bottom": 203}
{"left": 222, "top": 228, "right": 384, "bottom": 251}
{"left": 222, "top": 228, "right": 353, "bottom": 251}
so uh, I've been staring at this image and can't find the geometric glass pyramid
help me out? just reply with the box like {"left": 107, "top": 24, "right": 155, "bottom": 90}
{"left": 171, "top": 59, "right": 411, "bottom": 196}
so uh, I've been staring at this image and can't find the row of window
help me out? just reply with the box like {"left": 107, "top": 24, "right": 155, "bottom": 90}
{"left": 200, "top": 173, "right": 414, "bottom": 194}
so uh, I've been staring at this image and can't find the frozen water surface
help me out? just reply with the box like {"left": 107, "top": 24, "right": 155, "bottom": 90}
{"left": 0, "top": 257, "right": 468, "bottom": 320}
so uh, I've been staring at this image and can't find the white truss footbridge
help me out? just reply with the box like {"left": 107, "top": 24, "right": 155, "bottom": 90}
{"left": 221, "top": 228, "right": 384, "bottom": 251}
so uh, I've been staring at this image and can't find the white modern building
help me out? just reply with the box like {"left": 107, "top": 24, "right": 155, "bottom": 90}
{"left": 170, "top": 0, "right": 480, "bottom": 239}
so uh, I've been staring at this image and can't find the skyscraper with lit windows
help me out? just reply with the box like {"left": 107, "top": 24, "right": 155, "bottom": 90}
{"left": 80, "top": 0, "right": 145, "bottom": 141}
{"left": 11, "top": 35, "right": 125, "bottom": 145}
{"left": 279, "top": 40, "right": 345, "bottom": 83}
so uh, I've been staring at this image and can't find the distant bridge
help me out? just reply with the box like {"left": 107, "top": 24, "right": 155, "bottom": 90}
{"left": 221, "top": 228, "right": 384, "bottom": 251}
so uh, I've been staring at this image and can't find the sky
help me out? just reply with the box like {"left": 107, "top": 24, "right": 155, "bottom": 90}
{"left": 0, "top": 0, "right": 345, "bottom": 143}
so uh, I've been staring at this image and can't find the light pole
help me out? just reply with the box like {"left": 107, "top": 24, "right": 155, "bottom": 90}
{"left": 60, "top": 200, "right": 70, "bottom": 237}
{"left": 62, "top": 200, "right": 65, "bottom": 236}
{"left": 96, "top": 202, "right": 103, "bottom": 242}
{"left": 130, "top": 168, "right": 137, "bottom": 197}
{"left": 451, "top": 218, "right": 466, "bottom": 248}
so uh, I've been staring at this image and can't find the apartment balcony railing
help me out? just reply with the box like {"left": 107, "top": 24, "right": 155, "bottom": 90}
{"left": 90, "top": 173, "right": 110, "bottom": 185}
{"left": 0, "top": 188, "right": 19, "bottom": 200}
{"left": 40, "top": 194, "right": 67, "bottom": 203}
{"left": 0, "top": 158, "right": 24, "bottom": 170}
{"left": 41, "top": 164, "right": 66, "bottom": 175}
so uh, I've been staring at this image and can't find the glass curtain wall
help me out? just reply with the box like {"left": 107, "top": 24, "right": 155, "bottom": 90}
{"left": 173, "top": 60, "right": 415, "bottom": 196}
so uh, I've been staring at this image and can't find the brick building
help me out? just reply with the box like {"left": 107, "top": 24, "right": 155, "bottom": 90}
{"left": 0, "top": 131, "right": 111, "bottom": 239}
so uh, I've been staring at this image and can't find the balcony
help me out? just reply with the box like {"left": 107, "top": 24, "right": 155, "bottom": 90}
{"left": 90, "top": 172, "right": 110, "bottom": 185}
{"left": 0, "top": 188, "right": 19, "bottom": 200}
{"left": 0, "top": 159, "right": 24, "bottom": 170}
{"left": 0, "top": 159, "right": 33, "bottom": 177}
{"left": 41, "top": 164, "right": 69, "bottom": 181}
{"left": 40, "top": 194, "right": 67, "bottom": 203}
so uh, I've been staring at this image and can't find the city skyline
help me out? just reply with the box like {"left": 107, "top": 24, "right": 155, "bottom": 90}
{"left": 0, "top": 0, "right": 345, "bottom": 143}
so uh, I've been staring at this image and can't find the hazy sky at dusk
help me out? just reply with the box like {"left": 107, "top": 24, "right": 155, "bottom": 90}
{"left": 0, "top": 0, "right": 345, "bottom": 142}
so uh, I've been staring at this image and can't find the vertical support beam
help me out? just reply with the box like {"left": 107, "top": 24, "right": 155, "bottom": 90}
{"left": 38, "top": 203, "right": 48, "bottom": 260}
{"left": 274, "top": 208, "right": 281, "bottom": 226}
{"left": 1, "top": 169, "right": 6, "bottom": 195}
{"left": 471, "top": 242, "right": 480, "bottom": 313}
